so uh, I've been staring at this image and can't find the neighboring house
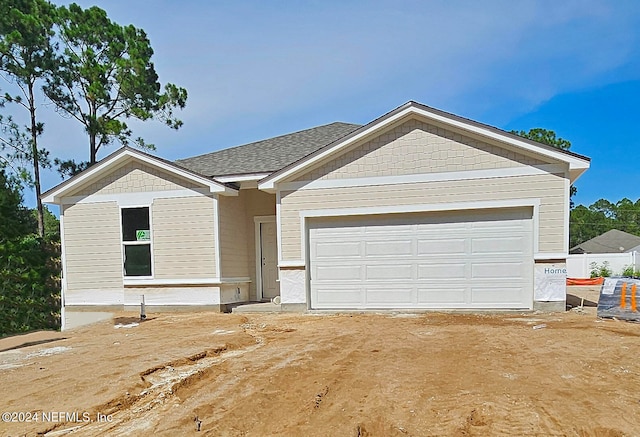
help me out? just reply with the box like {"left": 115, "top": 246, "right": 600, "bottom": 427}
{"left": 569, "top": 229, "right": 640, "bottom": 254}
{"left": 43, "top": 101, "right": 591, "bottom": 329}
{"left": 567, "top": 230, "right": 640, "bottom": 278}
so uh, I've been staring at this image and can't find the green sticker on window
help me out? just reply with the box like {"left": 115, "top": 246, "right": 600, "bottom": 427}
{"left": 136, "top": 230, "right": 150, "bottom": 241}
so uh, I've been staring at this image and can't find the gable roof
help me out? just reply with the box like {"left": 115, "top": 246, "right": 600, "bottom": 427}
{"left": 259, "top": 101, "right": 591, "bottom": 190}
{"left": 570, "top": 229, "right": 640, "bottom": 254}
{"left": 176, "top": 122, "right": 361, "bottom": 177}
{"left": 42, "top": 147, "right": 237, "bottom": 204}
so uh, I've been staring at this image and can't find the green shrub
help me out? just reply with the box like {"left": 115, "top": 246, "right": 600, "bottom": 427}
{"left": 0, "top": 236, "right": 60, "bottom": 336}
{"left": 589, "top": 261, "right": 612, "bottom": 278}
{"left": 621, "top": 265, "right": 640, "bottom": 277}
{"left": 0, "top": 171, "right": 61, "bottom": 336}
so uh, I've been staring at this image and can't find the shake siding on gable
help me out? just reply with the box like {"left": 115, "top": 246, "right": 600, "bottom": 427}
{"left": 63, "top": 202, "right": 123, "bottom": 293}
{"left": 294, "top": 118, "right": 550, "bottom": 182}
{"left": 218, "top": 195, "right": 250, "bottom": 278}
{"left": 152, "top": 196, "right": 217, "bottom": 279}
{"left": 70, "top": 161, "right": 201, "bottom": 196}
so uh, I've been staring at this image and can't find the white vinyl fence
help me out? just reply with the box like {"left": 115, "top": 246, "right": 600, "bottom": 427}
{"left": 567, "top": 252, "right": 640, "bottom": 278}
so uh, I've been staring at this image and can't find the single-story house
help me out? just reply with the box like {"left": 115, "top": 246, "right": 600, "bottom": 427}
{"left": 43, "top": 101, "right": 591, "bottom": 329}
{"left": 569, "top": 229, "right": 640, "bottom": 254}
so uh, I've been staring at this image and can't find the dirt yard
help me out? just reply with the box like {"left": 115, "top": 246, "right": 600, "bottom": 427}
{"left": 1, "top": 292, "right": 639, "bottom": 436}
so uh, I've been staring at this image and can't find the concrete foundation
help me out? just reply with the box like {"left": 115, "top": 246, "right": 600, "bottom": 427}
{"left": 281, "top": 303, "right": 307, "bottom": 312}
{"left": 533, "top": 300, "right": 566, "bottom": 312}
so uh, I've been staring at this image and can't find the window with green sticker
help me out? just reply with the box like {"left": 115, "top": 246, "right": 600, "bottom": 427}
{"left": 121, "top": 207, "right": 152, "bottom": 276}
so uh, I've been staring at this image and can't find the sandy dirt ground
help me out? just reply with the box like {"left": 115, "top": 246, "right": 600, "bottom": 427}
{"left": 1, "top": 289, "right": 639, "bottom": 436}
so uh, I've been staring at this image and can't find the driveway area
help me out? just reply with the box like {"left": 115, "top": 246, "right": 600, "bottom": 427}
{"left": 0, "top": 297, "right": 638, "bottom": 436}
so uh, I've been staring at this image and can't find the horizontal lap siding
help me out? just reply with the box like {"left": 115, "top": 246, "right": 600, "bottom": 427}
{"left": 280, "top": 173, "right": 566, "bottom": 260}
{"left": 152, "top": 196, "right": 217, "bottom": 279}
{"left": 63, "top": 202, "right": 123, "bottom": 292}
{"left": 218, "top": 195, "right": 249, "bottom": 278}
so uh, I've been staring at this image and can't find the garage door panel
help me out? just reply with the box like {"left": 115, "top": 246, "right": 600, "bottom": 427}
{"left": 315, "top": 265, "right": 361, "bottom": 281}
{"left": 314, "top": 241, "right": 361, "bottom": 258}
{"left": 309, "top": 208, "right": 533, "bottom": 310}
{"left": 314, "top": 287, "right": 362, "bottom": 305}
{"left": 417, "top": 239, "right": 466, "bottom": 255}
{"left": 472, "top": 262, "right": 524, "bottom": 279}
{"left": 416, "top": 221, "right": 468, "bottom": 231}
{"left": 364, "top": 223, "right": 414, "bottom": 235}
{"left": 470, "top": 287, "right": 525, "bottom": 304}
{"left": 365, "top": 288, "right": 413, "bottom": 305}
{"left": 418, "top": 263, "right": 466, "bottom": 278}
{"left": 417, "top": 287, "right": 466, "bottom": 304}
{"left": 472, "top": 237, "right": 525, "bottom": 254}
{"left": 365, "top": 264, "right": 413, "bottom": 280}
{"left": 365, "top": 240, "right": 413, "bottom": 256}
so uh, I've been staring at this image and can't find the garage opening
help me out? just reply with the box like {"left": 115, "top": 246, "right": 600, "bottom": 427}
{"left": 307, "top": 207, "right": 534, "bottom": 310}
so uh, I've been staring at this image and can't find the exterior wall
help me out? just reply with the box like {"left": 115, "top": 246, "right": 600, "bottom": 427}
{"left": 64, "top": 310, "right": 115, "bottom": 330}
{"left": 152, "top": 196, "right": 217, "bottom": 279}
{"left": 71, "top": 161, "right": 201, "bottom": 196}
{"left": 243, "top": 189, "right": 277, "bottom": 300}
{"left": 218, "top": 195, "right": 250, "bottom": 278}
{"left": 124, "top": 286, "right": 221, "bottom": 306}
{"left": 280, "top": 172, "right": 566, "bottom": 261}
{"left": 294, "top": 118, "right": 549, "bottom": 182}
{"left": 60, "top": 159, "right": 226, "bottom": 326}
{"left": 62, "top": 202, "right": 123, "bottom": 304}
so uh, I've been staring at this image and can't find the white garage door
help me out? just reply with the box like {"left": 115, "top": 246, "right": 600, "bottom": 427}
{"left": 308, "top": 208, "right": 533, "bottom": 310}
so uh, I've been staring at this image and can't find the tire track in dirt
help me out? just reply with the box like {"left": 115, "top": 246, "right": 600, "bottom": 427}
{"left": 40, "top": 342, "right": 263, "bottom": 436}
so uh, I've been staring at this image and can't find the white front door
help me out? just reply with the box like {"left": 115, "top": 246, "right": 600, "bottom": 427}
{"left": 260, "top": 221, "right": 279, "bottom": 300}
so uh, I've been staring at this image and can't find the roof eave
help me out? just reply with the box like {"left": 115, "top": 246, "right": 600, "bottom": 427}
{"left": 42, "top": 147, "right": 236, "bottom": 204}
{"left": 259, "top": 101, "right": 592, "bottom": 190}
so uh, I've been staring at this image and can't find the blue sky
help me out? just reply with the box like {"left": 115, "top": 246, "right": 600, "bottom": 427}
{"left": 4, "top": 1, "right": 640, "bottom": 210}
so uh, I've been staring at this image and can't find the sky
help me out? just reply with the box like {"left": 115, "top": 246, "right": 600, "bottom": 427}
{"left": 4, "top": 0, "right": 640, "bottom": 212}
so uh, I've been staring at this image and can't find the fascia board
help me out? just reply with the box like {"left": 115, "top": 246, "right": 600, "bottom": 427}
{"left": 259, "top": 104, "right": 590, "bottom": 190}
{"left": 42, "top": 148, "right": 234, "bottom": 204}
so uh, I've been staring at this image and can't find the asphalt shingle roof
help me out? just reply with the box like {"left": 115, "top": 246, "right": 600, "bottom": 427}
{"left": 175, "top": 122, "right": 361, "bottom": 177}
{"left": 570, "top": 229, "right": 640, "bottom": 254}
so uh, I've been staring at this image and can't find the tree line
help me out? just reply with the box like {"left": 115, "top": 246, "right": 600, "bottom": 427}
{"left": 0, "top": 0, "right": 187, "bottom": 336}
{"left": 513, "top": 129, "right": 640, "bottom": 250}
{"left": 570, "top": 199, "right": 640, "bottom": 249}
{"left": 0, "top": 0, "right": 187, "bottom": 236}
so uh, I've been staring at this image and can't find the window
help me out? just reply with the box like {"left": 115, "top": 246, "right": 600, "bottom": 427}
{"left": 121, "top": 207, "right": 152, "bottom": 277}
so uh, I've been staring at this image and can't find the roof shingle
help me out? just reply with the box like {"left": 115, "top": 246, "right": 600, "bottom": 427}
{"left": 175, "top": 122, "right": 361, "bottom": 177}
{"left": 570, "top": 229, "right": 640, "bottom": 254}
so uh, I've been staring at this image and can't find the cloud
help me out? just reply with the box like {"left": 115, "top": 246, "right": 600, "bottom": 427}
{"left": 6, "top": 0, "right": 640, "bottom": 203}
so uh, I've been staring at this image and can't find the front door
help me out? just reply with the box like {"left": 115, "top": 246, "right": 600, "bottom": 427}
{"left": 260, "top": 221, "right": 279, "bottom": 300}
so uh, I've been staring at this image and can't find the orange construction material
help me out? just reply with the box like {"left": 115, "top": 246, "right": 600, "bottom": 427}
{"left": 620, "top": 282, "right": 627, "bottom": 309}
{"left": 566, "top": 277, "right": 605, "bottom": 286}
